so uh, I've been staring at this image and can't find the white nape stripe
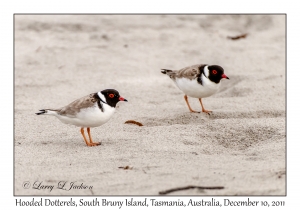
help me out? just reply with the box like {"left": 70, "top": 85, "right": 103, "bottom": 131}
{"left": 203, "top": 65, "right": 210, "bottom": 78}
{"left": 97, "top": 92, "right": 107, "bottom": 103}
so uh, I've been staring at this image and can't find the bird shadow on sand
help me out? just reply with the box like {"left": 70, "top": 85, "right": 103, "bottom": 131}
{"left": 138, "top": 109, "right": 284, "bottom": 127}
{"left": 216, "top": 75, "right": 244, "bottom": 94}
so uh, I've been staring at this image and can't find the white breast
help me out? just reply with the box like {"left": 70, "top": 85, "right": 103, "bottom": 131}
{"left": 57, "top": 103, "right": 116, "bottom": 128}
{"left": 174, "top": 75, "right": 220, "bottom": 98}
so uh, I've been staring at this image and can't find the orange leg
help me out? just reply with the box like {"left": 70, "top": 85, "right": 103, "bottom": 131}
{"left": 199, "top": 98, "right": 212, "bottom": 114}
{"left": 80, "top": 127, "right": 92, "bottom": 146}
{"left": 87, "top": 127, "right": 101, "bottom": 146}
{"left": 184, "top": 95, "right": 199, "bottom": 113}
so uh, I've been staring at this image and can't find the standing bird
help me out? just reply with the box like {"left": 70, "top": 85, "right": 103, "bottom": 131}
{"left": 36, "top": 89, "right": 127, "bottom": 146}
{"left": 161, "top": 64, "right": 229, "bottom": 114}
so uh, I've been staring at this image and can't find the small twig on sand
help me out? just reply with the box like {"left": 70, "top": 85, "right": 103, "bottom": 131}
{"left": 118, "top": 166, "right": 133, "bottom": 170}
{"left": 227, "top": 33, "right": 248, "bottom": 40}
{"left": 124, "top": 120, "right": 143, "bottom": 126}
{"left": 159, "top": 185, "right": 224, "bottom": 195}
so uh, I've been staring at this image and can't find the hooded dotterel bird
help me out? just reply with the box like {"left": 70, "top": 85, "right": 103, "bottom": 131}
{"left": 36, "top": 89, "right": 127, "bottom": 146}
{"left": 161, "top": 64, "right": 229, "bottom": 114}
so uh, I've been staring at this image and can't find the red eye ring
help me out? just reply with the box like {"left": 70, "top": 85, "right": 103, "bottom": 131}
{"left": 109, "top": 94, "right": 114, "bottom": 98}
{"left": 212, "top": 70, "right": 217, "bottom": 75}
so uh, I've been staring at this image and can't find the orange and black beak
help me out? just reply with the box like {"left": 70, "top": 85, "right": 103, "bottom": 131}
{"left": 119, "top": 97, "right": 128, "bottom": 102}
{"left": 222, "top": 74, "right": 229, "bottom": 79}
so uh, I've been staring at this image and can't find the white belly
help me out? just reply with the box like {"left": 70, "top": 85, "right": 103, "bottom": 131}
{"left": 175, "top": 77, "right": 220, "bottom": 98}
{"left": 56, "top": 103, "right": 116, "bottom": 127}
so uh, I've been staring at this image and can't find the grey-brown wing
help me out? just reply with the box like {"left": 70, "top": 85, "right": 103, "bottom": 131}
{"left": 58, "top": 93, "right": 98, "bottom": 117}
{"left": 175, "top": 64, "right": 204, "bottom": 80}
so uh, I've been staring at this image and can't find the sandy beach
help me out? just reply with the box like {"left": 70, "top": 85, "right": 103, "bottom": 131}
{"left": 14, "top": 14, "right": 285, "bottom": 195}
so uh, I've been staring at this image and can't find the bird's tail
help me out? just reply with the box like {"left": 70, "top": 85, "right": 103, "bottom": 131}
{"left": 35, "top": 109, "right": 58, "bottom": 115}
{"left": 161, "top": 69, "right": 173, "bottom": 75}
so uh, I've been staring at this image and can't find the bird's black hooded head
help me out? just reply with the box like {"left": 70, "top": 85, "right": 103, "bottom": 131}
{"left": 207, "top": 65, "right": 229, "bottom": 84}
{"left": 100, "top": 89, "right": 128, "bottom": 108}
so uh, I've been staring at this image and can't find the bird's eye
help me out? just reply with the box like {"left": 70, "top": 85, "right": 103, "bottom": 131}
{"left": 212, "top": 70, "right": 217, "bottom": 75}
{"left": 109, "top": 94, "right": 114, "bottom": 98}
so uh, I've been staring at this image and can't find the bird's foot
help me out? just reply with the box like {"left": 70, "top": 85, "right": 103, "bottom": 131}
{"left": 189, "top": 110, "right": 201, "bottom": 113}
{"left": 202, "top": 109, "right": 212, "bottom": 115}
{"left": 87, "top": 142, "right": 101, "bottom": 147}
